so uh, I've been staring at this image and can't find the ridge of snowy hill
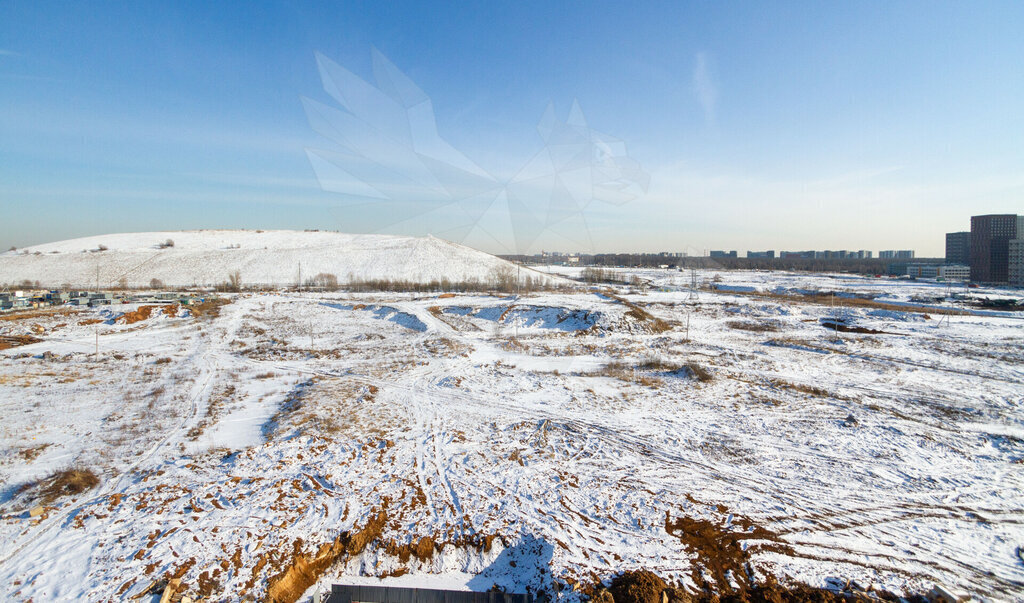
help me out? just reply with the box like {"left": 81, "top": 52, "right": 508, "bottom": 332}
{"left": 0, "top": 230, "right": 564, "bottom": 288}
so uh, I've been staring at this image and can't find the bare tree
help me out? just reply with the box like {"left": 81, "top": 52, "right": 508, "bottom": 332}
{"left": 489, "top": 264, "right": 517, "bottom": 293}
{"left": 308, "top": 272, "right": 339, "bottom": 291}
{"left": 228, "top": 270, "right": 241, "bottom": 292}
{"left": 150, "top": 278, "right": 164, "bottom": 290}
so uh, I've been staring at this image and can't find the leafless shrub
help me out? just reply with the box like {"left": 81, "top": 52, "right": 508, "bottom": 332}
{"left": 154, "top": 357, "right": 171, "bottom": 365}
{"left": 307, "top": 272, "right": 339, "bottom": 291}
{"left": 580, "top": 267, "right": 629, "bottom": 284}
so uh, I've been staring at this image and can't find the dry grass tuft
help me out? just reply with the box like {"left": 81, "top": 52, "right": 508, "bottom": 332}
{"left": 0, "top": 335, "right": 43, "bottom": 350}
{"left": 40, "top": 467, "right": 100, "bottom": 503}
{"left": 636, "top": 354, "right": 683, "bottom": 372}
{"left": 593, "top": 360, "right": 664, "bottom": 387}
{"left": 684, "top": 362, "right": 713, "bottom": 382}
{"left": 725, "top": 320, "right": 780, "bottom": 333}
{"left": 770, "top": 379, "right": 828, "bottom": 396}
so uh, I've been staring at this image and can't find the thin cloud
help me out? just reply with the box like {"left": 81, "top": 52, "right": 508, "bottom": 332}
{"left": 692, "top": 52, "right": 717, "bottom": 125}
{"left": 0, "top": 49, "right": 22, "bottom": 57}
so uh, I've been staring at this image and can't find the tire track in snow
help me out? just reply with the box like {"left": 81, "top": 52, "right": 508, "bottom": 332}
{"left": 0, "top": 318, "right": 218, "bottom": 574}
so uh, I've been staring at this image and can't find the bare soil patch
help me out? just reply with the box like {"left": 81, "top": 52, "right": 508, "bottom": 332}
{"left": 0, "top": 335, "right": 42, "bottom": 350}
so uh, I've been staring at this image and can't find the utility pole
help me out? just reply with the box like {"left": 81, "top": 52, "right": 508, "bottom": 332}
{"left": 831, "top": 292, "right": 840, "bottom": 342}
{"left": 95, "top": 264, "right": 100, "bottom": 360}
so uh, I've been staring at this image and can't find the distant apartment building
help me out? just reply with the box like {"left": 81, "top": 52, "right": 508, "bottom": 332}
{"left": 709, "top": 250, "right": 737, "bottom": 258}
{"left": 746, "top": 250, "right": 775, "bottom": 259}
{"left": 879, "top": 250, "right": 915, "bottom": 259}
{"left": 945, "top": 231, "right": 970, "bottom": 265}
{"left": 1010, "top": 239, "right": 1024, "bottom": 286}
{"left": 970, "top": 214, "right": 1022, "bottom": 283}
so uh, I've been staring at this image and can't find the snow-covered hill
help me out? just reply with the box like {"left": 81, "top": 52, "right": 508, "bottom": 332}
{"left": 0, "top": 230, "right": 563, "bottom": 289}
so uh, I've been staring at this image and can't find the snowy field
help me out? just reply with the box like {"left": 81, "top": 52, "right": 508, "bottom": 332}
{"left": 0, "top": 271, "right": 1022, "bottom": 602}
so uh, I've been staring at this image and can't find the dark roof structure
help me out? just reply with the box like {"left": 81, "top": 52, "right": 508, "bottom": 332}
{"left": 325, "top": 585, "right": 533, "bottom": 603}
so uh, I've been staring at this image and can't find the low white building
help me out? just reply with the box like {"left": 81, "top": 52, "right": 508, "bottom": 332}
{"left": 939, "top": 264, "right": 971, "bottom": 281}
{"left": 905, "top": 264, "right": 970, "bottom": 281}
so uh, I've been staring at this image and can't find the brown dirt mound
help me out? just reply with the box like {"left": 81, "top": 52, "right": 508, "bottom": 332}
{"left": 189, "top": 297, "right": 230, "bottom": 320}
{"left": 0, "top": 308, "right": 77, "bottom": 322}
{"left": 609, "top": 570, "right": 667, "bottom": 603}
{"left": 266, "top": 506, "right": 389, "bottom": 603}
{"left": 659, "top": 512, "right": 892, "bottom": 602}
{"left": 385, "top": 535, "right": 437, "bottom": 564}
{"left": 602, "top": 571, "right": 880, "bottom": 603}
{"left": 119, "top": 305, "right": 156, "bottom": 324}
{"left": 664, "top": 511, "right": 793, "bottom": 596}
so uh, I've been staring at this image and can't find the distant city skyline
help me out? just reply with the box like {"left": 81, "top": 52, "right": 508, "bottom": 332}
{"left": 2, "top": 1, "right": 1023, "bottom": 255}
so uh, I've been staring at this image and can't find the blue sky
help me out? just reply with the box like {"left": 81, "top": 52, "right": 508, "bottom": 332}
{"left": 2, "top": 1, "right": 1022, "bottom": 255}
